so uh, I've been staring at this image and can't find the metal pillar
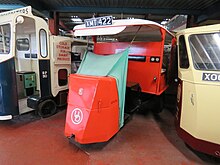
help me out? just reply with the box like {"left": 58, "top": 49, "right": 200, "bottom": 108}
{"left": 49, "top": 12, "right": 59, "bottom": 35}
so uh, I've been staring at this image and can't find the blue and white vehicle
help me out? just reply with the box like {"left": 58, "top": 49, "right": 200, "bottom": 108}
{"left": 0, "top": 6, "right": 71, "bottom": 120}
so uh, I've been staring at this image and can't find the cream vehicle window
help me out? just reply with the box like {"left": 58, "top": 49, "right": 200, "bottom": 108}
{"left": 0, "top": 24, "right": 10, "bottom": 54}
{"left": 189, "top": 33, "right": 220, "bottom": 70}
{"left": 16, "top": 38, "right": 29, "bottom": 51}
{"left": 39, "top": 29, "right": 48, "bottom": 58}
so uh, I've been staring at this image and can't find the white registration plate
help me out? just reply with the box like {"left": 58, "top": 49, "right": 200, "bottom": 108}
{"left": 85, "top": 16, "right": 112, "bottom": 27}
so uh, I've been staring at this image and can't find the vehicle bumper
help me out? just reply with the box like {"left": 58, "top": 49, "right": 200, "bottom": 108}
{"left": 0, "top": 115, "right": 12, "bottom": 120}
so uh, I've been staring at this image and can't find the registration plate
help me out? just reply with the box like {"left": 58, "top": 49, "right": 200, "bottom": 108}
{"left": 85, "top": 16, "right": 112, "bottom": 27}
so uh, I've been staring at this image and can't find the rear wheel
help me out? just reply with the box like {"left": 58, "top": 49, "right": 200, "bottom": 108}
{"left": 38, "top": 99, "right": 57, "bottom": 118}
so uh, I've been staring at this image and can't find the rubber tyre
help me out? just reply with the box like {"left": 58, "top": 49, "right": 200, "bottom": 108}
{"left": 38, "top": 99, "right": 57, "bottom": 118}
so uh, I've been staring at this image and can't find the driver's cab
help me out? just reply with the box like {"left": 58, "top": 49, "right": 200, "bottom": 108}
{"left": 15, "top": 16, "right": 39, "bottom": 93}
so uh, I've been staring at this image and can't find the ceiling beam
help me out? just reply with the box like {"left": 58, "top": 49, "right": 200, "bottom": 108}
{"left": 51, "top": 6, "right": 201, "bottom": 15}
{"left": 16, "top": 0, "right": 48, "bottom": 11}
{"left": 7, "top": 0, "right": 50, "bottom": 18}
{"left": 0, "top": 4, "right": 24, "bottom": 10}
{"left": 0, "top": 1, "right": 49, "bottom": 18}
{"left": 197, "top": 1, "right": 220, "bottom": 23}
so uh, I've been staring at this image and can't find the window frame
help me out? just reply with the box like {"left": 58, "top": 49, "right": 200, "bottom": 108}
{"left": 178, "top": 35, "right": 189, "bottom": 69}
{"left": 0, "top": 23, "right": 11, "bottom": 54}
{"left": 189, "top": 32, "right": 220, "bottom": 71}
{"left": 39, "top": 29, "right": 48, "bottom": 58}
{"left": 16, "top": 38, "right": 30, "bottom": 51}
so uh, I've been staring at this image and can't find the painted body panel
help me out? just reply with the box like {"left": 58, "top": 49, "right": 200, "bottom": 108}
{"left": 0, "top": 58, "right": 18, "bottom": 116}
{"left": 181, "top": 81, "right": 220, "bottom": 144}
{"left": 50, "top": 35, "right": 71, "bottom": 97}
{"left": 65, "top": 74, "right": 119, "bottom": 144}
{"left": 94, "top": 41, "right": 166, "bottom": 95}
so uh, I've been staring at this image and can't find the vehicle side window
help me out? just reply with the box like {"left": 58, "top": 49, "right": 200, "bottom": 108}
{"left": 189, "top": 33, "right": 220, "bottom": 70}
{"left": 39, "top": 29, "right": 48, "bottom": 58}
{"left": 0, "top": 24, "right": 10, "bottom": 54}
{"left": 179, "top": 35, "right": 189, "bottom": 68}
{"left": 16, "top": 38, "right": 29, "bottom": 51}
{"left": 162, "top": 33, "right": 173, "bottom": 79}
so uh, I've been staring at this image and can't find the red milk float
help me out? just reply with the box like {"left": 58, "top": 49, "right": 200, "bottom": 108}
{"left": 65, "top": 17, "right": 175, "bottom": 144}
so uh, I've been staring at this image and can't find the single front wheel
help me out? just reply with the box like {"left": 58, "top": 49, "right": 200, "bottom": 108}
{"left": 38, "top": 99, "right": 57, "bottom": 118}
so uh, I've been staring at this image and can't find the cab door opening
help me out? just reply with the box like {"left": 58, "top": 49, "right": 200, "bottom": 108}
{"left": 15, "top": 16, "right": 38, "bottom": 115}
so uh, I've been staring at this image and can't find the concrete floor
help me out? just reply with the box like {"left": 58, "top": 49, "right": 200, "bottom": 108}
{"left": 0, "top": 109, "right": 219, "bottom": 165}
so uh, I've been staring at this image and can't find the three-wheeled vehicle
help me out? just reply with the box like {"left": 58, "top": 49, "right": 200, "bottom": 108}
{"left": 0, "top": 6, "right": 71, "bottom": 120}
{"left": 65, "top": 17, "right": 175, "bottom": 144}
{"left": 175, "top": 24, "right": 220, "bottom": 157}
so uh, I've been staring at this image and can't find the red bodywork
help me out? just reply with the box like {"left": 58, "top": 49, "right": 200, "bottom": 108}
{"left": 65, "top": 74, "right": 119, "bottom": 144}
{"left": 65, "top": 24, "right": 173, "bottom": 144}
{"left": 94, "top": 29, "right": 168, "bottom": 95}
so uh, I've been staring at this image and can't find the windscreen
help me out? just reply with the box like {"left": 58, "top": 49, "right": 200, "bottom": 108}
{"left": 189, "top": 33, "right": 220, "bottom": 70}
{"left": 0, "top": 24, "right": 11, "bottom": 54}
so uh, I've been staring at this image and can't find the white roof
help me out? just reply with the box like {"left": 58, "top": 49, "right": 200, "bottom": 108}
{"left": 177, "top": 23, "right": 220, "bottom": 36}
{"left": 0, "top": 6, "right": 33, "bottom": 24}
{"left": 74, "top": 19, "right": 174, "bottom": 37}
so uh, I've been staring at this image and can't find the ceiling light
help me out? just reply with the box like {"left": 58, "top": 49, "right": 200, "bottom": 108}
{"left": 71, "top": 17, "right": 83, "bottom": 23}
{"left": 161, "top": 20, "right": 168, "bottom": 25}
